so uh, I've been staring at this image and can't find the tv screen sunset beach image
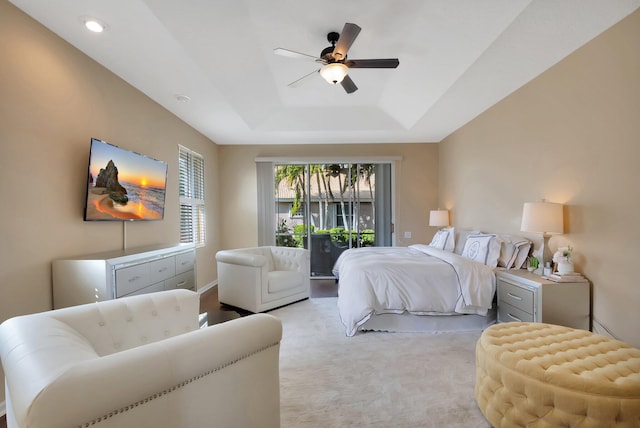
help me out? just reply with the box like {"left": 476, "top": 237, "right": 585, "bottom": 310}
{"left": 84, "top": 139, "right": 168, "bottom": 221}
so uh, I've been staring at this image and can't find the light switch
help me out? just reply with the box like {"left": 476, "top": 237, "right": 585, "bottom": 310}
{"left": 404, "top": 231, "right": 412, "bottom": 238}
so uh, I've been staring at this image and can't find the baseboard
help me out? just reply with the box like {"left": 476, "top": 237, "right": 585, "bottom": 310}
{"left": 1, "top": 400, "right": 6, "bottom": 417}
{"left": 197, "top": 280, "right": 217, "bottom": 295}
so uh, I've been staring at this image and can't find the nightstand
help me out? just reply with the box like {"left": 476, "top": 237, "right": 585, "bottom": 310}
{"left": 496, "top": 269, "right": 591, "bottom": 330}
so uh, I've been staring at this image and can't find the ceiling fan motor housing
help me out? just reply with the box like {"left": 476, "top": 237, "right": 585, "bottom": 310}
{"left": 327, "top": 31, "right": 340, "bottom": 44}
{"left": 321, "top": 46, "right": 337, "bottom": 61}
{"left": 321, "top": 31, "right": 341, "bottom": 62}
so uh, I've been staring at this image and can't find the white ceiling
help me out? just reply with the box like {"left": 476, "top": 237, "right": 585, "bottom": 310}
{"left": 10, "top": 0, "right": 640, "bottom": 145}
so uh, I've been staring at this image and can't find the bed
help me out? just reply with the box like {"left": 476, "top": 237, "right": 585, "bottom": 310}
{"left": 333, "top": 229, "right": 532, "bottom": 336}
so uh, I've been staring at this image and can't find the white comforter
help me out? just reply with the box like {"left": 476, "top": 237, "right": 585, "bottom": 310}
{"left": 333, "top": 244, "right": 496, "bottom": 336}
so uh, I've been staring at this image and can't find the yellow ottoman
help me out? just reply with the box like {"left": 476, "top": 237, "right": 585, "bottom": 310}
{"left": 475, "top": 322, "right": 640, "bottom": 427}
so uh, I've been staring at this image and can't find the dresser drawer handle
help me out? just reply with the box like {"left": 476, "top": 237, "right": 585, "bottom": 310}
{"left": 158, "top": 267, "right": 167, "bottom": 273}
{"left": 507, "top": 292, "right": 523, "bottom": 301}
{"left": 128, "top": 275, "right": 142, "bottom": 283}
{"left": 507, "top": 313, "right": 522, "bottom": 322}
{"left": 176, "top": 281, "right": 186, "bottom": 287}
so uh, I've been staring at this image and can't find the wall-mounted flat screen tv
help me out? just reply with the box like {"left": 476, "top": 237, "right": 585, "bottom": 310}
{"left": 84, "top": 138, "right": 168, "bottom": 221}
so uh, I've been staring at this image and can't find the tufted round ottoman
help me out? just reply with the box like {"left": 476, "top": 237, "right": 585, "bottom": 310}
{"left": 475, "top": 322, "right": 640, "bottom": 427}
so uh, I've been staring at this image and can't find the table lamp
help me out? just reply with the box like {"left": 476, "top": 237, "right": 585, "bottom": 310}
{"left": 429, "top": 210, "right": 449, "bottom": 227}
{"left": 520, "top": 201, "right": 563, "bottom": 269}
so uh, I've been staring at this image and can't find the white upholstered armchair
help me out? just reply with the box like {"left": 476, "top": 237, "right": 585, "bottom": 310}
{"left": 0, "top": 289, "right": 282, "bottom": 428}
{"left": 216, "top": 246, "right": 310, "bottom": 312}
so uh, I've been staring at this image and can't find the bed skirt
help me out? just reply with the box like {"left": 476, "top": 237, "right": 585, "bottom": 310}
{"left": 359, "top": 306, "right": 497, "bottom": 333}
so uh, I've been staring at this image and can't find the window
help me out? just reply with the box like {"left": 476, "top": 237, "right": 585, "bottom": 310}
{"left": 179, "top": 145, "right": 205, "bottom": 246}
{"left": 289, "top": 203, "right": 304, "bottom": 219}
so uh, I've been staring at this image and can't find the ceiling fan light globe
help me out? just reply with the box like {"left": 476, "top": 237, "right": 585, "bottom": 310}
{"left": 320, "top": 63, "right": 348, "bottom": 84}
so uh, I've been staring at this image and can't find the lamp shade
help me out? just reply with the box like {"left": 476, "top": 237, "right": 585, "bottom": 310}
{"left": 320, "top": 63, "right": 348, "bottom": 84}
{"left": 520, "top": 202, "right": 563, "bottom": 235}
{"left": 429, "top": 210, "right": 449, "bottom": 227}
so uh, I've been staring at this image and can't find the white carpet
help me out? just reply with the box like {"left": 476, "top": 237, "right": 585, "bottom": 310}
{"left": 269, "top": 298, "right": 492, "bottom": 428}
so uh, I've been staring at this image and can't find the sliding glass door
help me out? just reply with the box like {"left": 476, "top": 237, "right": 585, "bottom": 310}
{"left": 273, "top": 162, "right": 392, "bottom": 277}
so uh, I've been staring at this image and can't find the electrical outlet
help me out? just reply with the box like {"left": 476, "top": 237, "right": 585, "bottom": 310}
{"left": 404, "top": 231, "right": 412, "bottom": 239}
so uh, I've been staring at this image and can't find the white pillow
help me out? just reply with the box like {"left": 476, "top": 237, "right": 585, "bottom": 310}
{"left": 512, "top": 243, "right": 532, "bottom": 269}
{"left": 498, "top": 242, "right": 517, "bottom": 268}
{"left": 453, "top": 229, "right": 480, "bottom": 255}
{"left": 461, "top": 234, "right": 501, "bottom": 267}
{"left": 429, "top": 228, "right": 455, "bottom": 252}
{"left": 497, "top": 236, "right": 531, "bottom": 269}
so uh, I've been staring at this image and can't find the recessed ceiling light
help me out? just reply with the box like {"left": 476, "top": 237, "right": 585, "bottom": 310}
{"left": 175, "top": 94, "right": 191, "bottom": 103}
{"left": 79, "top": 16, "right": 108, "bottom": 33}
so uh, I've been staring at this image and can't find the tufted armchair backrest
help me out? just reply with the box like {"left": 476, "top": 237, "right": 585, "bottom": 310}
{"left": 49, "top": 289, "right": 199, "bottom": 356}
{"left": 269, "top": 246, "right": 308, "bottom": 273}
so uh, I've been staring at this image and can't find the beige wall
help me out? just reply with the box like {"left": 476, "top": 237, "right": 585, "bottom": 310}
{"left": 440, "top": 9, "right": 640, "bottom": 347}
{"left": 0, "top": 2, "right": 221, "bottom": 400}
{"left": 218, "top": 143, "right": 439, "bottom": 250}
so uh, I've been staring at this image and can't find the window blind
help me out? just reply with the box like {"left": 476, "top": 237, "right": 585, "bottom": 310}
{"left": 179, "top": 146, "right": 206, "bottom": 245}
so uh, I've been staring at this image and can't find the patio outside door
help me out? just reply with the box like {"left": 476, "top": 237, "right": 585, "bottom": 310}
{"left": 273, "top": 162, "right": 392, "bottom": 278}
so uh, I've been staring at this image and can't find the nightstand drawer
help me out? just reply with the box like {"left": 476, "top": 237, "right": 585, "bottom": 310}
{"left": 498, "top": 302, "right": 534, "bottom": 323}
{"left": 498, "top": 279, "right": 534, "bottom": 313}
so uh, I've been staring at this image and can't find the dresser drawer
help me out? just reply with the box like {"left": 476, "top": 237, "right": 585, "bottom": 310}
{"left": 498, "top": 302, "right": 534, "bottom": 323}
{"left": 498, "top": 279, "right": 534, "bottom": 314}
{"left": 125, "top": 281, "right": 165, "bottom": 297}
{"left": 165, "top": 271, "right": 195, "bottom": 291}
{"left": 115, "top": 264, "right": 150, "bottom": 297}
{"left": 148, "top": 257, "right": 176, "bottom": 283}
{"left": 175, "top": 251, "right": 196, "bottom": 275}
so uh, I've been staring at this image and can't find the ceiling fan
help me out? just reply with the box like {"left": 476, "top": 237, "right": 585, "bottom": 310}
{"left": 274, "top": 23, "right": 399, "bottom": 94}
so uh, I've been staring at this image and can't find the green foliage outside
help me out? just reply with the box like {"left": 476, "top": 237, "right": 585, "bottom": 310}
{"left": 360, "top": 229, "right": 375, "bottom": 247}
{"left": 291, "top": 223, "right": 314, "bottom": 248}
{"left": 328, "top": 227, "right": 349, "bottom": 247}
{"left": 277, "top": 222, "right": 375, "bottom": 249}
{"left": 315, "top": 227, "right": 375, "bottom": 247}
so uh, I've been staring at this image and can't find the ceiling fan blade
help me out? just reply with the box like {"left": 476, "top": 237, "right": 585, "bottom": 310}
{"left": 341, "top": 74, "right": 358, "bottom": 94}
{"left": 332, "top": 23, "right": 361, "bottom": 61}
{"left": 345, "top": 58, "right": 399, "bottom": 68}
{"left": 274, "top": 48, "right": 322, "bottom": 62}
{"left": 288, "top": 69, "right": 320, "bottom": 88}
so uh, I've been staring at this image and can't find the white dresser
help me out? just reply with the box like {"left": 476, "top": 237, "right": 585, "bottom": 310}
{"left": 496, "top": 269, "right": 591, "bottom": 330}
{"left": 52, "top": 243, "right": 196, "bottom": 309}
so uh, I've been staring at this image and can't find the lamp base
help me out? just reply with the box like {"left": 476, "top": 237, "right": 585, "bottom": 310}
{"left": 540, "top": 233, "right": 553, "bottom": 270}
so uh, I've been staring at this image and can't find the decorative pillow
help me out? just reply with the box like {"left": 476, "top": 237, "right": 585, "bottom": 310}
{"left": 497, "top": 236, "right": 531, "bottom": 269}
{"left": 498, "top": 242, "right": 517, "bottom": 268}
{"left": 429, "top": 230, "right": 446, "bottom": 249}
{"left": 461, "top": 234, "right": 501, "bottom": 267}
{"left": 453, "top": 229, "right": 480, "bottom": 255}
{"left": 429, "top": 227, "right": 455, "bottom": 252}
{"left": 512, "top": 243, "right": 532, "bottom": 269}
